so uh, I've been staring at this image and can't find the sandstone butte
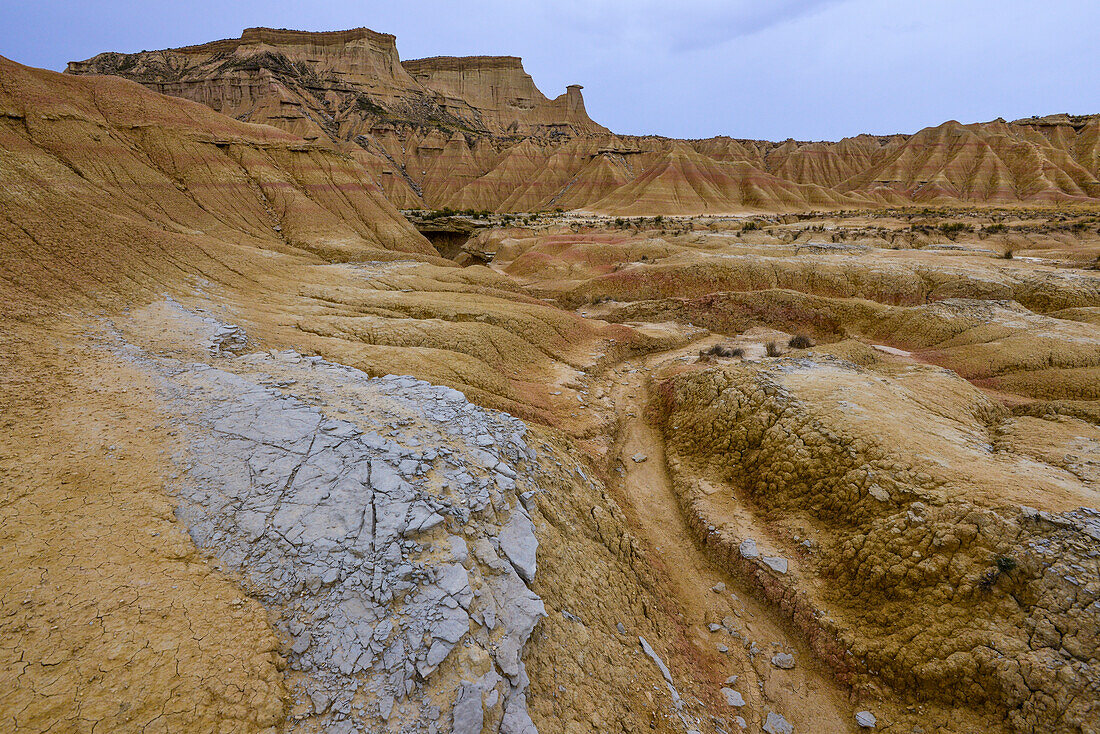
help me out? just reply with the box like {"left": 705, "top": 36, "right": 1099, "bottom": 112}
{"left": 1, "top": 21, "right": 1099, "bottom": 734}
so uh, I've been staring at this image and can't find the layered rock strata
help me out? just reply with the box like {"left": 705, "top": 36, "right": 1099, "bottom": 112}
{"left": 66, "top": 30, "right": 1100, "bottom": 212}
{"left": 656, "top": 355, "right": 1100, "bottom": 732}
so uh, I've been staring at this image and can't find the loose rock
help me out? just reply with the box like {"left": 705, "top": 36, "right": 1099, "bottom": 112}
{"left": 771, "top": 652, "right": 795, "bottom": 669}
{"left": 763, "top": 711, "right": 794, "bottom": 734}
{"left": 856, "top": 710, "right": 877, "bottom": 728}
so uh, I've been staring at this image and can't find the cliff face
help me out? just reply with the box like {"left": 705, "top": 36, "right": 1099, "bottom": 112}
{"left": 402, "top": 56, "right": 606, "bottom": 135}
{"left": 67, "top": 27, "right": 1100, "bottom": 213}
{"left": 66, "top": 28, "right": 605, "bottom": 139}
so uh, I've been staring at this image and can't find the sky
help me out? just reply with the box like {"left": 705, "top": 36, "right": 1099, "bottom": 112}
{"left": 1, "top": 0, "right": 1097, "bottom": 141}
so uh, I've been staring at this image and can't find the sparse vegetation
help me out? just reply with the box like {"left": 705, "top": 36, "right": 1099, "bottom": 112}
{"left": 417, "top": 207, "right": 493, "bottom": 221}
{"left": 938, "top": 222, "right": 972, "bottom": 239}
{"left": 980, "top": 555, "right": 1018, "bottom": 590}
{"left": 702, "top": 344, "right": 739, "bottom": 358}
{"left": 355, "top": 94, "right": 385, "bottom": 115}
{"left": 788, "top": 334, "right": 815, "bottom": 349}
{"left": 765, "top": 341, "right": 782, "bottom": 357}
{"left": 698, "top": 344, "right": 745, "bottom": 362}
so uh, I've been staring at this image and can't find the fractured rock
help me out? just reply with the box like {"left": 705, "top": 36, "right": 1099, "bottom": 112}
{"left": 499, "top": 507, "right": 539, "bottom": 584}
{"left": 133, "top": 342, "right": 548, "bottom": 733}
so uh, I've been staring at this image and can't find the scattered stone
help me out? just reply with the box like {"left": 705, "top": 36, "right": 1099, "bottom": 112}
{"left": 856, "top": 710, "right": 877, "bottom": 728}
{"left": 210, "top": 323, "right": 247, "bottom": 355}
{"left": 739, "top": 538, "right": 759, "bottom": 559}
{"left": 711, "top": 582, "right": 726, "bottom": 593}
{"left": 310, "top": 689, "right": 331, "bottom": 714}
{"left": 639, "top": 636, "right": 683, "bottom": 709}
{"left": 868, "top": 484, "right": 890, "bottom": 502}
{"left": 762, "top": 556, "right": 788, "bottom": 574}
{"left": 721, "top": 687, "right": 745, "bottom": 707}
{"left": 631, "top": 453, "right": 648, "bottom": 463}
{"left": 763, "top": 711, "right": 794, "bottom": 734}
{"left": 771, "top": 652, "right": 795, "bottom": 669}
{"left": 708, "top": 623, "right": 722, "bottom": 632}
{"left": 616, "top": 622, "right": 627, "bottom": 635}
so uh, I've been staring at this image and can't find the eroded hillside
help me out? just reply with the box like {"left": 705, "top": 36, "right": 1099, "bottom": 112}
{"left": 67, "top": 27, "right": 1100, "bottom": 213}
{"left": 2, "top": 45, "right": 1099, "bottom": 734}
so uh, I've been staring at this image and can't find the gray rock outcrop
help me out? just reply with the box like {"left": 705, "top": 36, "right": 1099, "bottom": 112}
{"left": 117, "top": 311, "right": 548, "bottom": 733}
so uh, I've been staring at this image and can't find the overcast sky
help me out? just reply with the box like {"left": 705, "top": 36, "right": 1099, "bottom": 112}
{"left": 2, "top": 0, "right": 1096, "bottom": 141}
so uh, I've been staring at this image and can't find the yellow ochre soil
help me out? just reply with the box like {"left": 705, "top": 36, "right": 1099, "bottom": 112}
{"left": 1, "top": 55, "right": 1099, "bottom": 734}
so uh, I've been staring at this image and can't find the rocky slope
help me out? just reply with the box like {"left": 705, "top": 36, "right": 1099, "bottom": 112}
{"left": 67, "top": 28, "right": 1100, "bottom": 213}
{"left": 0, "top": 59, "right": 727, "bottom": 734}
{"left": 4, "top": 32, "right": 1100, "bottom": 734}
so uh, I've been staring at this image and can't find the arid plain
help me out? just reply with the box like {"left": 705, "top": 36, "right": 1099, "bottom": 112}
{"left": 2, "top": 26, "right": 1099, "bottom": 734}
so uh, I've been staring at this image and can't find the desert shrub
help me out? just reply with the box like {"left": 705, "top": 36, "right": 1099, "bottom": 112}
{"left": 788, "top": 335, "right": 815, "bottom": 349}
{"left": 704, "top": 344, "right": 736, "bottom": 357}
{"left": 984, "top": 223, "right": 1007, "bottom": 235}
{"left": 939, "top": 222, "right": 972, "bottom": 238}
{"left": 1002, "top": 248, "right": 1015, "bottom": 259}
{"left": 765, "top": 341, "right": 782, "bottom": 357}
{"left": 741, "top": 220, "right": 760, "bottom": 231}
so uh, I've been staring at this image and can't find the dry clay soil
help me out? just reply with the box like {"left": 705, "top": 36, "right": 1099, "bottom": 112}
{"left": 4, "top": 211, "right": 1100, "bottom": 734}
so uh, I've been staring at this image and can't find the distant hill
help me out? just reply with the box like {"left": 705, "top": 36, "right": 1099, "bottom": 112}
{"left": 67, "top": 27, "right": 1100, "bottom": 213}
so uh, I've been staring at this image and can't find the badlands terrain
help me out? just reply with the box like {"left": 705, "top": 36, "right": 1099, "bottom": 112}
{"left": 1, "top": 24, "right": 1099, "bottom": 734}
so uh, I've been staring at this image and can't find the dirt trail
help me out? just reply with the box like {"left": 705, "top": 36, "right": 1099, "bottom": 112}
{"left": 599, "top": 340, "right": 859, "bottom": 733}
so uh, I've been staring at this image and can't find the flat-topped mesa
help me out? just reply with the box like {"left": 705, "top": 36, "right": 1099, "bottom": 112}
{"left": 65, "top": 26, "right": 423, "bottom": 114}
{"left": 65, "top": 27, "right": 608, "bottom": 139}
{"left": 138, "top": 27, "right": 399, "bottom": 57}
{"left": 402, "top": 55, "right": 607, "bottom": 135}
